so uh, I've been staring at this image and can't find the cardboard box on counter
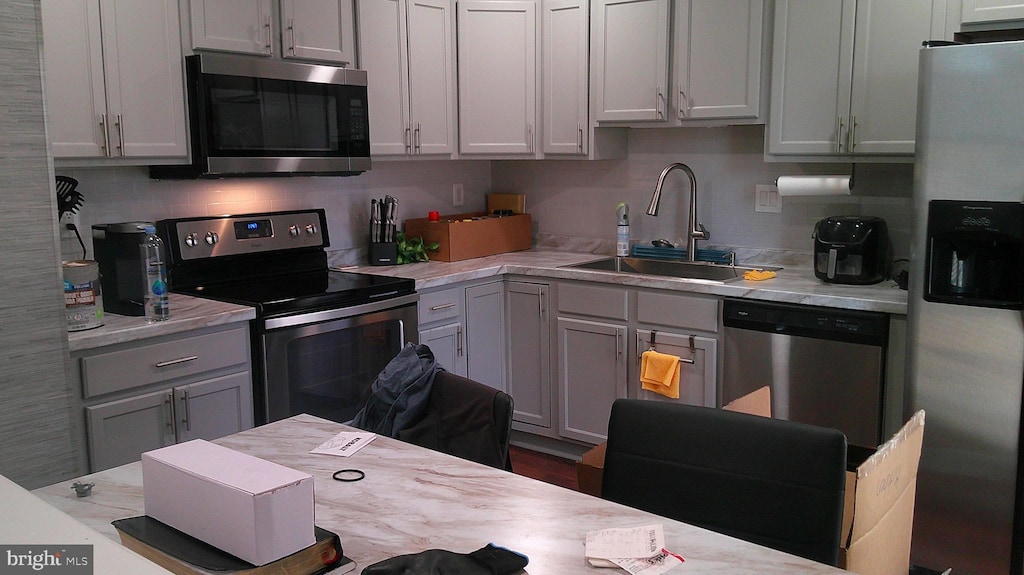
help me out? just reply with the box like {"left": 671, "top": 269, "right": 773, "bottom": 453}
{"left": 404, "top": 212, "right": 531, "bottom": 262}
{"left": 141, "top": 439, "right": 315, "bottom": 566}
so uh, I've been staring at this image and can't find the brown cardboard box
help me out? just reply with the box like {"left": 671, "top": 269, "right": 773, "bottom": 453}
{"left": 840, "top": 410, "right": 926, "bottom": 575}
{"left": 403, "top": 212, "right": 532, "bottom": 262}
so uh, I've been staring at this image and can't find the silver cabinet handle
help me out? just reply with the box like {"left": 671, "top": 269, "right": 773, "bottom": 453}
{"left": 836, "top": 116, "right": 846, "bottom": 153}
{"left": 678, "top": 84, "right": 688, "bottom": 119}
{"left": 527, "top": 123, "right": 534, "bottom": 154}
{"left": 398, "top": 319, "right": 405, "bottom": 346}
{"left": 164, "top": 392, "right": 174, "bottom": 431}
{"left": 99, "top": 113, "right": 110, "bottom": 156}
{"left": 457, "top": 325, "right": 463, "bottom": 356}
{"left": 265, "top": 15, "right": 273, "bottom": 55}
{"left": 430, "top": 302, "right": 456, "bottom": 311}
{"left": 288, "top": 18, "right": 296, "bottom": 55}
{"left": 404, "top": 125, "right": 412, "bottom": 153}
{"left": 656, "top": 87, "right": 665, "bottom": 119}
{"left": 415, "top": 122, "right": 421, "bottom": 153}
{"left": 577, "top": 122, "right": 584, "bottom": 152}
{"left": 115, "top": 114, "right": 124, "bottom": 156}
{"left": 155, "top": 355, "right": 198, "bottom": 368}
{"left": 848, "top": 116, "right": 857, "bottom": 152}
{"left": 181, "top": 389, "right": 191, "bottom": 432}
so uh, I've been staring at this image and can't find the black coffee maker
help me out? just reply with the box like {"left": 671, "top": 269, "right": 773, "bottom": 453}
{"left": 813, "top": 216, "right": 891, "bottom": 284}
{"left": 92, "top": 222, "right": 153, "bottom": 316}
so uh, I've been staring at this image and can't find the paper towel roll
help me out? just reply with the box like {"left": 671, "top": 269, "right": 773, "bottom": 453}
{"left": 776, "top": 175, "right": 851, "bottom": 196}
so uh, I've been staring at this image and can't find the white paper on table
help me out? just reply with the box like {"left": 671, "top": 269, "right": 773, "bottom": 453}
{"left": 585, "top": 524, "right": 665, "bottom": 560}
{"left": 310, "top": 432, "right": 376, "bottom": 457}
{"left": 607, "top": 550, "right": 685, "bottom": 574}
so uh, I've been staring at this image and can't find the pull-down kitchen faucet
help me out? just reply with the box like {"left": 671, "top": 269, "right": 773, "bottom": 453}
{"left": 646, "top": 162, "right": 708, "bottom": 262}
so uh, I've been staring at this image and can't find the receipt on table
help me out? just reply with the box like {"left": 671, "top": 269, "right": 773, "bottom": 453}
{"left": 310, "top": 431, "right": 376, "bottom": 457}
{"left": 585, "top": 524, "right": 665, "bottom": 560}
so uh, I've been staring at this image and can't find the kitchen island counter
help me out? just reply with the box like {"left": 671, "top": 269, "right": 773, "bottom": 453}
{"left": 67, "top": 293, "right": 255, "bottom": 352}
{"left": 337, "top": 249, "right": 908, "bottom": 315}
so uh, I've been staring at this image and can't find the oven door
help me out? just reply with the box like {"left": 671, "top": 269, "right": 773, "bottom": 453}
{"left": 259, "top": 294, "right": 418, "bottom": 424}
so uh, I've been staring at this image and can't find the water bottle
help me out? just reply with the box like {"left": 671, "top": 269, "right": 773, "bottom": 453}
{"left": 140, "top": 226, "right": 169, "bottom": 322}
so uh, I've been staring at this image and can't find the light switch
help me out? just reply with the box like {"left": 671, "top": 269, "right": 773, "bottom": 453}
{"left": 754, "top": 184, "right": 781, "bottom": 213}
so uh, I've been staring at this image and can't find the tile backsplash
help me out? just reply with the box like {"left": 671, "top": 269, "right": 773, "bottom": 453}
{"left": 58, "top": 125, "right": 913, "bottom": 265}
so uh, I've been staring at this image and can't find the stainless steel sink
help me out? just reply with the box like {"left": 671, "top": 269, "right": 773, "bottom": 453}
{"left": 563, "top": 257, "right": 781, "bottom": 284}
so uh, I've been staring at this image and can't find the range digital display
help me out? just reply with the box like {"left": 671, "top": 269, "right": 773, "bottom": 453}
{"left": 234, "top": 219, "right": 274, "bottom": 239}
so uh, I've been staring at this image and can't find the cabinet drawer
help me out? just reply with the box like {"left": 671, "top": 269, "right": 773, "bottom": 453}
{"left": 636, "top": 290, "right": 718, "bottom": 332}
{"left": 81, "top": 327, "right": 249, "bottom": 398}
{"left": 557, "top": 283, "right": 629, "bottom": 320}
{"left": 418, "top": 287, "right": 464, "bottom": 325}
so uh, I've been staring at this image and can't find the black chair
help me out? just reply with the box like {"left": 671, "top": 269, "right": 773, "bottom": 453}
{"left": 601, "top": 399, "right": 847, "bottom": 566}
{"left": 397, "top": 371, "right": 514, "bottom": 471}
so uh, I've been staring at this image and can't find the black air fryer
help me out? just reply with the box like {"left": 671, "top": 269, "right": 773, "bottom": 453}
{"left": 813, "top": 216, "right": 890, "bottom": 284}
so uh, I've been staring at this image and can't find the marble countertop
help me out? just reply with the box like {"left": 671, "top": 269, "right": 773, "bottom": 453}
{"left": 34, "top": 414, "right": 847, "bottom": 575}
{"left": 66, "top": 294, "right": 255, "bottom": 353}
{"left": 338, "top": 249, "right": 908, "bottom": 315}
{"left": 2, "top": 474, "right": 171, "bottom": 574}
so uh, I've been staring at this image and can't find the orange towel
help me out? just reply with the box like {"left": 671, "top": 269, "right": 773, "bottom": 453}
{"left": 640, "top": 350, "right": 681, "bottom": 399}
{"left": 743, "top": 269, "right": 776, "bottom": 281}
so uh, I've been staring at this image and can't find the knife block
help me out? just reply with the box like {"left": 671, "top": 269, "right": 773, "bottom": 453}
{"left": 368, "top": 242, "right": 398, "bottom": 266}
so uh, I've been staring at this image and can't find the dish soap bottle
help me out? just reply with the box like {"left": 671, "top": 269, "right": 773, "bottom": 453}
{"left": 616, "top": 202, "right": 630, "bottom": 257}
{"left": 140, "top": 225, "right": 169, "bottom": 322}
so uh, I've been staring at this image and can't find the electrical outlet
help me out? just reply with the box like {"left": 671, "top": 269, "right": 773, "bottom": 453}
{"left": 60, "top": 211, "right": 82, "bottom": 239}
{"left": 452, "top": 183, "right": 464, "bottom": 207}
{"left": 754, "top": 184, "right": 781, "bottom": 213}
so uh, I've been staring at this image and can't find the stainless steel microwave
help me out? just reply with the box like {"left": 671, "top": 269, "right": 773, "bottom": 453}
{"left": 150, "top": 54, "right": 370, "bottom": 179}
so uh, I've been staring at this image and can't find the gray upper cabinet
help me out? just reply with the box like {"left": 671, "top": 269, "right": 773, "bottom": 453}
{"left": 592, "top": 0, "right": 671, "bottom": 122}
{"left": 542, "top": 0, "right": 589, "bottom": 155}
{"left": 189, "top": 0, "right": 357, "bottom": 65}
{"left": 42, "top": 0, "right": 187, "bottom": 163}
{"left": 358, "top": 0, "right": 456, "bottom": 156}
{"left": 961, "top": 0, "right": 1024, "bottom": 23}
{"left": 767, "top": 0, "right": 951, "bottom": 159}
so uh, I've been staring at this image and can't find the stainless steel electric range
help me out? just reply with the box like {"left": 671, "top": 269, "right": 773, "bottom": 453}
{"left": 156, "top": 209, "right": 417, "bottom": 425}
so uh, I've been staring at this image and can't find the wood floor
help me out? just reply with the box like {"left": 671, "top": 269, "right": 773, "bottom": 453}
{"left": 509, "top": 445, "right": 579, "bottom": 491}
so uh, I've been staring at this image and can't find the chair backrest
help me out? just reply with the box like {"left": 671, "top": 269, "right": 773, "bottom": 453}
{"left": 601, "top": 399, "right": 847, "bottom": 566}
{"left": 397, "top": 371, "right": 514, "bottom": 471}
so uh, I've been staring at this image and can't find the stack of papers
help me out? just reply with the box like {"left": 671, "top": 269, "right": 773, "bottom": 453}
{"left": 584, "top": 524, "right": 684, "bottom": 574}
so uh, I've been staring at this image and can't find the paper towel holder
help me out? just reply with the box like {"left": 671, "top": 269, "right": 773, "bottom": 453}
{"left": 775, "top": 165, "right": 855, "bottom": 196}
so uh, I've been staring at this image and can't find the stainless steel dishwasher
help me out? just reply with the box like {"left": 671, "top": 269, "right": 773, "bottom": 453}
{"left": 721, "top": 298, "right": 889, "bottom": 448}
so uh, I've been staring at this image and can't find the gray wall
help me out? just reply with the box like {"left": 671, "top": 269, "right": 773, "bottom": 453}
{"left": 0, "top": 0, "right": 78, "bottom": 489}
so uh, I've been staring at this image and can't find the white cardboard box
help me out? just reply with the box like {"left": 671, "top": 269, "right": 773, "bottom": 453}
{"left": 142, "top": 439, "right": 315, "bottom": 566}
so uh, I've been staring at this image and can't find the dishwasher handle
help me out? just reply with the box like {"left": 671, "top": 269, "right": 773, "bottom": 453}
{"left": 722, "top": 298, "right": 888, "bottom": 347}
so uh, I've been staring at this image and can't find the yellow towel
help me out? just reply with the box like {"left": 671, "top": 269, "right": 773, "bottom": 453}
{"left": 743, "top": 269, "right": 776, "bottom": 281}
{"left": 640, "top": 350, "right": 681, "bottom": 399}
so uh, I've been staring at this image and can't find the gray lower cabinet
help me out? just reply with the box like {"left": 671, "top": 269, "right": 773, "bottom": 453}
{"left": 418, "top": 280, "right": 506, "bottom": 390}
{"left": 557, "top": 317, "right": 628, "bottom": 443}
{"left": 72, "top": 323, "right": 253, "bottom": 472}
{"left": 506, "top": 280, "right": 552, "bottom": 433}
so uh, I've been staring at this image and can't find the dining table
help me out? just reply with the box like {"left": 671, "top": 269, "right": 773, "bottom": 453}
{"left": 33, "top": 413, "right": 849, "bottom": 574}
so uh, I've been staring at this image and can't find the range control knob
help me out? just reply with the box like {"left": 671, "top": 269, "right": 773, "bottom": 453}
{"left": 204, "top": 231, "right": 219, "bottom": 246}
{"left": 184, "top": 233, "right": 199, "bottom": 248}
{"left": 305, "top": 224, "right": 317, "bottom": 236}
{"left": 289, "top": 225, "right": 300, "bottom": 237}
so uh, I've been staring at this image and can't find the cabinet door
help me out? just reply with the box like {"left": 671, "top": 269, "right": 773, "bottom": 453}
{"left": 86, "top": 389, "right": 176, "bottom": 472}
{"left": 962, "top": 0, "right": 1024, "bottom": 23}
{"left": 407, "top": 0, "right": 457, "bottom": 155}
{"left": 359, "top": 0, "right": 412, "bottom": 155}
{"left": 100, "top": 0, "right": 187, "bottom": 158}
{"left": 507, "top": 282, "right": 552, "bottom": 430}
{"left": 457, "top": 0, "right": 537, "bottom": 155}
{"left": 767, "top": 0, "right": 855, "bottom": 154}
{"left": 190, "top": 0, "right": 273, "bottom": 55}
{"left": 557, "top": 317, "right": 627, "bottom": 444}
{"left": 281, "top": 0, "right": 357, "bottom": 65}
{"left": 634, "top": 330, "right": 716, "bottom": 407}
{"left": 41, "top": 0, "right": 108, "bottom": 158}
{"left": 175, "top": 372, "right": 254, "bottom": 443}
{"left": 465, "top": 282, "right": 507, "bottom": 392}
{"left": 848, "top": 0, "right": 948, "bottom": 154}
{"left": 543, "top": 0, "right": 588, "bottom": 154}
{"left": 592, "top": 0, "right": 670, "bottom": 122}
{"left": 674, "top": 0, "right": 763, "bottom": 120}
{"left": 420, "top": 322, "right": 467, "bottom": 376}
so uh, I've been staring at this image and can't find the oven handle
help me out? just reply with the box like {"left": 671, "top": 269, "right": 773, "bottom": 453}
{"left": 263, "top": 293, "right": 419, "bottom": 330}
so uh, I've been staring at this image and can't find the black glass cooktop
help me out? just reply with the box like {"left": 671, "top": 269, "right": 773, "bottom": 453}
{"left": 174, "top": 269, "right": 415, "bottom": 318}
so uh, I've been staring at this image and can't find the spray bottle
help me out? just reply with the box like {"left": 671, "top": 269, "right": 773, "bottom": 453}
{"left": 616, "top": 202, "right": 630, "bottom": 257}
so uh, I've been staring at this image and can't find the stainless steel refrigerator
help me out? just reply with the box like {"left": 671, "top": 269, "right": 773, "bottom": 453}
{"left": 907, "top": 40, "right": 1024, "bottom": 574}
